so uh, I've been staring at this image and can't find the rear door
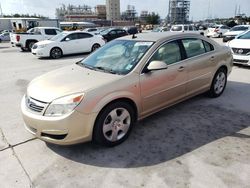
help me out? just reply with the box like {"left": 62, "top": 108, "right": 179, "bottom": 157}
{"left": 77, "top": 33, "right": 94, "bottom": 52}
{"left": 140, "top": 40, "right": 188, "bottom": 116}
{"left": 181, "top": 38, "right": 216, "bottom": 95}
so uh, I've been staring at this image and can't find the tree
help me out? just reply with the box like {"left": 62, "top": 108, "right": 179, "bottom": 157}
{"left": 146, "top": 12, "right": 160, "bottom": 25}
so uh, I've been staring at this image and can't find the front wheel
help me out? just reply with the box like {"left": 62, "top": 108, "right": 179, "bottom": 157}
{"left": 93, "top": 101, "right": 135, "bottom": 147}
{"left": 50, "top": 47, "right": 63, "bottom": 59}
{"left": 208, "top": 68, "right": 227, "bottom": 98}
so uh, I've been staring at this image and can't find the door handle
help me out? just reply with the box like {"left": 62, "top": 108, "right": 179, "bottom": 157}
{"left": 178, "top": 66, "right": 185, "bottom": 72}
{"left": 210, "top": 56, "right": 215, "bottom": 61}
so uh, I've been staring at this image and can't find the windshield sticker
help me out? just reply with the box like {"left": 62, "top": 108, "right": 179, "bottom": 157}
{"left": 125, "top": 64, "right": 133, "bottom": 70}
{"left": 135, "top": 42, "right": 153, "bottom": 47}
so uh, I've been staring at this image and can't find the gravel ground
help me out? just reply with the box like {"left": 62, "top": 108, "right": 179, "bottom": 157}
{"left": 0, "top": 38, "right": 249, "bottom": 188}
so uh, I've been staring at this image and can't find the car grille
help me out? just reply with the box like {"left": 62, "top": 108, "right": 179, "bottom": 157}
{"left": 32, "top": 44, "right": 38, "bottom": 49}
{"left": 234, "top": 59, "right": 249, "bottom": 63}
{"left": 25, "top": 96, "right": 47, "bottom": 114}
{"left": 232, "top": 48, "right": 250, "bottom": 55}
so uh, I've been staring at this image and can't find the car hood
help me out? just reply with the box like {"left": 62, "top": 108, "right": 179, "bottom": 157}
{"left": 27, "top": 64, "right": 122, "bottom": 103}
{"left": 229, "top": 39, "right": 250, "bottom": 48}
{"left": 224, "top": 31, "right": 245, "bottom": 36}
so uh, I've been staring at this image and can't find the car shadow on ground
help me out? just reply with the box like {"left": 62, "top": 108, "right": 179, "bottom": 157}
{"left": 47, "top": 81, "right": 250, "bottom": 168}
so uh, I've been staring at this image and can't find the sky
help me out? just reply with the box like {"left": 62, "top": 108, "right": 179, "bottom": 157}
{"left": 1, "top": 0, "right": 250, "bottom": 21}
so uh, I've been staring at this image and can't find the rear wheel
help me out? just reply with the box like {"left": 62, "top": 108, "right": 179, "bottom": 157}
{"left": 50, "top": 47, "right": 63, "bottom": 59}
{"left": 208, "top": 68, "right": 227, "bottom": 98}
{"left": 21, "top": 47, "right": 28, "bottom": 52}
{"left": 27, "top": 41, "right": 36, "bottom": 51}
{"left": 93, "top": 101, "right": 135, "bottom": 147}
{"left": 91, "top": 43, "right": 101, "bottom": 52}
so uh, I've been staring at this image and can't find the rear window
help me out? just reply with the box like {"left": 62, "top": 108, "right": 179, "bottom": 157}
{"left": 230, "top": 26, "right": 249, "bottom": 31}
{"left": 203, "top": 41, "right": 214, "bottom": 52}
{"left": 45, "top": 29, "right": 57, "bottom": 35}
{"left": 182, "top": 39, "right": 206, "bottom": 58}
{"left": 78, "top": 33, "right": 93, "bottom": 39}
{"left": 171, "top": 26, "right": 182, "bottom": 31}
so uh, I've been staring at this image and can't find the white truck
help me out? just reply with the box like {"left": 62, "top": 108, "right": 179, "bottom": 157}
{"left": 11, "top": 27, "right": 61, "bottom": 51}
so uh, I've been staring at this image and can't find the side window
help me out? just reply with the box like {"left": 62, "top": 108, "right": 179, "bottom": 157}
{"left": 109, "top": 31, "right": 116, "bottom": 35}
{"left": 78, "top": 33, "right": 93, "bottom": 39}
{"left": 184, "top": 26, "right": 188, "bottom": 31}
{"left": 56, "top": 29, "right": 61, "bottom": 34}
{"left": 189, "top": 25, "right": 193, "bottom": 31}
{"left": 150, "top": 41, "right": 181, "bottom": 65}
{"left": 65, "top": 33, "right": 78, "bottom": 41}
{"left": 203, "top": 40, "right": 214, "bottom": 52}
{"left": 45, "top": 29, "right": 57, "bottom": 35}
{"left": 182, "top": 39, "right": 206, "bottom": 58}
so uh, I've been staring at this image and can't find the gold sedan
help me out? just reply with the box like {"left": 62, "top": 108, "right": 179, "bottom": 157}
{"left": 21, "top": 32, "right": 233, "bottom": 146}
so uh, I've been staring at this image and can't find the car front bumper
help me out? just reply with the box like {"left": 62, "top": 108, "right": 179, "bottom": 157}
{"left": 233, "top": 54, "right": 250, "bottom": 66}
{"left": 223, "top": 36, "right": 236, "bottom": 42}
{"left": 21, "top": 96, "right": 98, "bottom": 145}
{"left": 31, "top": 48, "right": 50, "bottom": 57}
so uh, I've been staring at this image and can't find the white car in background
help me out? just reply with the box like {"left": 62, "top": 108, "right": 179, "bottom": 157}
{"left": 223, "top": 25, "right": 250, "bottom": 42}
{"left": 228, "top": 30, "right": 250, "bottom": 66}
{"left": 170, "top": 24, "right": 204, "bottom": 35}
{"left": 32, "top": 31, "right": 106, "bottom": 59}
{"left": 206, "top": 25, "right": 230, "bottom": 38}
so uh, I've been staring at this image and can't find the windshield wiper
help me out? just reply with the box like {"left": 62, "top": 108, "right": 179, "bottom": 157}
{"left": 76, "top": 62, "right": 94, "bottom": 70}
{"left": 94, "top": 66, "right": 118, "bottom": 74}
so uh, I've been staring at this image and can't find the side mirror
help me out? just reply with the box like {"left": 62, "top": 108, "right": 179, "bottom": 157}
{"left": 65, "top": 38, "right": 70, "bottom": 41}
{"left": 146, "top": 61, "right": 168, "bottom": 73}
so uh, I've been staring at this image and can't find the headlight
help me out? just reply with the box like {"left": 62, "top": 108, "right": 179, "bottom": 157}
{"left": 44, "top": 93, "right": 84, "bottom": 117}
{"left": 38, "top": 44, "right": 47, "bottom": 48}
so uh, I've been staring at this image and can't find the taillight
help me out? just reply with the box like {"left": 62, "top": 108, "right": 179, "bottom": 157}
{"left": 16, "top": 35, "right": 20, "bottom": 42}
{"left": 214, "top": 29, "right": 219, "bottom": 32}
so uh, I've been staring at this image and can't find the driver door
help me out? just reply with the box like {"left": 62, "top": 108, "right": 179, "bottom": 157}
{"left": 140, "top": 40, "right": 188, "bottom": 116}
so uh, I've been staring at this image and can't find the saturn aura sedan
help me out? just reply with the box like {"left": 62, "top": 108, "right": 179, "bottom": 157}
{"left": 22, "top": 32, "right": 233, "bottom": 147}
{"left": 31, "top": 31, "right": 106, "bottom": 59}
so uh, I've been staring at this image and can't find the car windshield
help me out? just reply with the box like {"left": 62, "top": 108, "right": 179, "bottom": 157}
{"left": 171, "top": 26, "right": 182, "bottom": 31}
{"left": 79, "top": 40, "right": 154, "bottom": 75}
{"left": 50, "top": 32, "right": 68, "bottom": 41}
{"left": 152, "top": 27, "right": 161, "bottom": 32}
{"left": 238, "top": 30, "right": 250, "bottom": 39}
{"left": 230, "top": 26, "right": 249, "bottom": 31}
{"left": 100, "top": 29, "right": 111, "bottom": 35}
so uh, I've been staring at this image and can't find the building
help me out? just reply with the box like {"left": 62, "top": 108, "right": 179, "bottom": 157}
{"left": 106, "top": 0, "right": 120, "bottom": 21}
{"left": 56, "top": 4, "right": 97, "bottom": 21}
{"left": 95, "top": 5, "right": 106, "bottom": 20}
{"left": 121, "top": 5, "right": 137, "bottom": 21}
{"left": 168, "top": 0, "right": 190, "bottom": 24}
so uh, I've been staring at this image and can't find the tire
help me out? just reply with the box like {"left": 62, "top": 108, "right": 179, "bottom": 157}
{"left": 50, "top": 47, "right": 63, "bottom": 59}
{"left": 21, "top": 47, "right": 28, "bottom": 52}
{"left": 208, "top": 68, "right": 227, "bottom": 98}
{"left": 93, "top": 101, "right": 135, "bottom": 147}
{"left": 27, "top": 41, "right": 36, "bottom": 51}
{"left": 218, "top": 33, "right": 222, "bottom": 38}
{"left": 91, "top": 43, "right": 101, "bottom": 52}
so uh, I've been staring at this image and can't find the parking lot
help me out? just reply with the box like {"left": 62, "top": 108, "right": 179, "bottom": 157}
{"left": 0, "top": 38, "right": 250, "bottom": 188}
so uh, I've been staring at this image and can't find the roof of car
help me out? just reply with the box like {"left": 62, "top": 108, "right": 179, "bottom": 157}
{"left": 118, "top": 32, "right": 203, "bottom": 42}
